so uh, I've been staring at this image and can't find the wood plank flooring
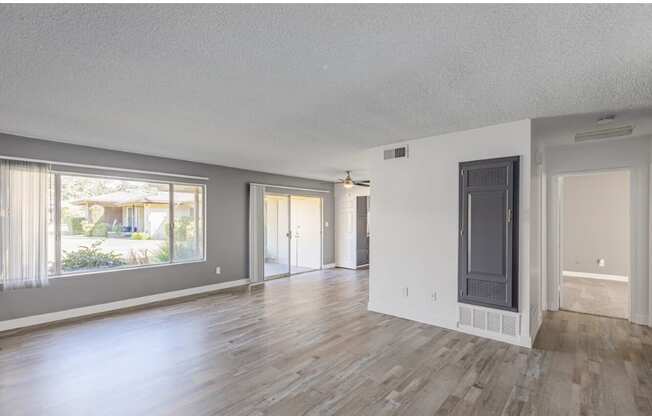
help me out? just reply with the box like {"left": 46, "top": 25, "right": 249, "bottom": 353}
{"left": 0, "top": 268, "right": 650, "bottom": 415}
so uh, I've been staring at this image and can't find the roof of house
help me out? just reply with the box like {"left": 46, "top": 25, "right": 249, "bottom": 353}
{"left": 71, "top": 191, "right": 197, "bottom": 206}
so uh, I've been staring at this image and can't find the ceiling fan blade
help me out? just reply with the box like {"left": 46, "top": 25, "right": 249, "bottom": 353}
{"left": 354, "top": 181, "right": 370, "bottom": 187}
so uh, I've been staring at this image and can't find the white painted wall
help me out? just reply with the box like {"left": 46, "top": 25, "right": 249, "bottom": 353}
{"left": 368, "top": 120, "right": 532, "bottom": 347}
{"left": 335, "top": 184, "right": 370, "bottom": 269}
{"left": 562, "top": 171, "right": 630, "bottom": 277}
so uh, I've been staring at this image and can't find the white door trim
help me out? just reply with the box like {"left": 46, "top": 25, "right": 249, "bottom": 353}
{"left": 549, "top": 168, "right": 634, "bottom": 321}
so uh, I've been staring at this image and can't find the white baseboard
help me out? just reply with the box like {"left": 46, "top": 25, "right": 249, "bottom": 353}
{"left": 367, "top": 301, "right": 530, "bottom": 348}
{"left": 456, "top": 324, "right": 532, "bottom": 348}
{"left": 562, "top": 270, "right": 628, "bottom": 282}
{"left": 322, "top": 263, "right": 336, "bottom": 269}
{"left": 0, "top": 279, "right": 250, "bottom": 333}
{"left": 332, "top": 264, "right": 367, "bottom": 270}
{"left": 631, "top": 313, "right": 649, "bottom": 326}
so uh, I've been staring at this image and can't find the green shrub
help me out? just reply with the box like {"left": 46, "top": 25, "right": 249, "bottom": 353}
{"left": 154, "top": 240, "right": 196, "bottom": 263}
{"left": 62, "top": 241, "right": 126, "bottom": 272}
{"left": 153, "top": 218, "right": 198, "bottom": 262}
{"left": 85, "top": 222, "right": 109, "bottom": 237}
{"left": 172, "top": 242, "right": 197, "bottom": 261}
{"left": 111, "top": 222, "right": 123, "bottom": 233}
{"left": 81, "top": 220, "right": 93, "bottom": 235}
{"left": 131, "top": 232, "right": 151, "bottom": 240}
{"left": 66, "top": 217, "right": 86, "bottom": 235}
{"left": 154, "top": 241, "right": 170, "bottom": 263}
{"left": 174, "top": 217, "right": 195, "bottom": 241}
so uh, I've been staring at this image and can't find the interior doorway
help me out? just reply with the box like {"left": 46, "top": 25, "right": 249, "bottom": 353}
{"left": 264, "top": 193, "right": 322, "bottom": 280}
{"left": 558, "top": 170, "right": 630, "bottom": 319}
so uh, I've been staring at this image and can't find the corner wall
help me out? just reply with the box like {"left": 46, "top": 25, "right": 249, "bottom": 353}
{"left": 368, "top": 120, "right": 532, "bottom": 347}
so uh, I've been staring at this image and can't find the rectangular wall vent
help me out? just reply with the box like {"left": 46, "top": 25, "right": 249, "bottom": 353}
{"left": 501, "top": 315, "right": 518, "bottom": 337}
{"left": 457, "top": 304, "right": 520, "bottom": 341}
{"left": 383, "top": 145, "right": 408, "bottom": 160}
{"left": 574, "top": 125, "right": 634, "bottom": 142}
{"left": 473, "top": 309, "right": 486, "bottom": 329}
{"left": 487, "top": 311, "right": 501, "bottom": 333}
{"left": 460, "top": 305, "right": 472, "bottom": 326}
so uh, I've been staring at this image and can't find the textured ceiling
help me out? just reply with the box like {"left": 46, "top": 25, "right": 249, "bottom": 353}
{"left": 1, "top": 5, "right": 652, "bottom": 180}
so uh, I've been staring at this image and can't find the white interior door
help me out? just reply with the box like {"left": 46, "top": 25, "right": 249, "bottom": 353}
{"left": 290, "top": 196, "right": 322, "bottom": 274}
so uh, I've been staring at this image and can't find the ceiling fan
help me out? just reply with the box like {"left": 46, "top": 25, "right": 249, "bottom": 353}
{"left": 337, "top": 171, "right": 370, "bottom": 188}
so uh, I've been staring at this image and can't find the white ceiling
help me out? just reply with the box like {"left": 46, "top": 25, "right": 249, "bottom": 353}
{"left": 1, "top": 5, "right": 652, "bottom": 181}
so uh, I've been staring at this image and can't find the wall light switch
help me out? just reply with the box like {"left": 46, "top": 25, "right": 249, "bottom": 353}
{"left": 597, "top": 258, "right": 605, "bottom": 268}
{"left": 402, "top": 287, "right": 409, "bottom": 297}
{"left": 216, "top": 266, "right": 221, "bottom": 274}
{"left": 325, "top": 221, "right": 329, "bottom": 227}
{"left": 432, "top": 290, "right": 437, "bottom": 302}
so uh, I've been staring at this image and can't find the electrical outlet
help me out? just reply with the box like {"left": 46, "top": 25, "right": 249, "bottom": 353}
{"left": 215, "top": 266, "right": 221, "bottom": 275}
{"left": 597, "top": 258, "right": 605, "bottom": 268}
{"left": 402, "top": 287, "right": 409, "bottom": 297}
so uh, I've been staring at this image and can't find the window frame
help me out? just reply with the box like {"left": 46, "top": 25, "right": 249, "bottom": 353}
{"left": 49, "top": 170, "right": 207, "bottom": 278}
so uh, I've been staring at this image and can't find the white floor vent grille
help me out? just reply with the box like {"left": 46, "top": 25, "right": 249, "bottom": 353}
{"left": 458, "top": 304, "right": 520, "bottom": 341}
{"left": 472, "top": 309, "right": 486, "bottom": 329}
{"left": 459, "top": 306, "right": 472, "bottom": 327}
{"left": 487, "top": 311, "right": 501, "bottom": 333}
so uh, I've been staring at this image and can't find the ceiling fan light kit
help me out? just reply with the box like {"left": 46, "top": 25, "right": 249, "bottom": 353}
{"left": 338, "top": 170, "right": 369, "bottom": 188}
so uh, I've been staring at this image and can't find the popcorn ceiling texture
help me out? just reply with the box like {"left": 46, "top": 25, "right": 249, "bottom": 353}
{"left": 0, "top": 4, "right": 651, "bottom": 180}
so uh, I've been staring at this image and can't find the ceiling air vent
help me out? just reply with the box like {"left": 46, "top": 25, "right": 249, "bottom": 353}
{"left": 383, "top": 145, "right": 408, "bottom": 160}
{"left": 574, "top": 125, "right": 634, "bottom": 142}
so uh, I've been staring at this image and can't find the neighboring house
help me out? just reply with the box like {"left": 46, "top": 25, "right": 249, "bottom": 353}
{"left": 71, "top": 191, "right": 198, "bottom": 239}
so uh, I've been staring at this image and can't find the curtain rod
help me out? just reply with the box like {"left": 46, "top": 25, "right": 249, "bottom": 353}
{"left": 250, "top": 182, "right": 330, "bottom": 193}
{"left": 0, "top": 155, "right": 209, "bottom": 181}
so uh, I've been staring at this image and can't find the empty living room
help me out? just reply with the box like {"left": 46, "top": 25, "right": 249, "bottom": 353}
{"left": 1, "top": 3, "right": 652, "bottom": 416}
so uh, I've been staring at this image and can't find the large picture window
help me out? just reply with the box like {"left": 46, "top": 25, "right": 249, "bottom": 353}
{"left": 49, "top": 173, "right": 205, "bottom": 275}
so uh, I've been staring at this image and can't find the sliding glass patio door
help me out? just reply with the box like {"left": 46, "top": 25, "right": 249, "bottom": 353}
{"left": 264, "top": 193, "right": 290, "bottom": 279}
{"left": 263, "top": 193, "right": 322, "bottom": 280}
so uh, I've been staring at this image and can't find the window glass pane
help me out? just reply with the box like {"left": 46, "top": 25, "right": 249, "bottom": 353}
{"left": 172, "top": 184, "right": 203, "bottom": 261}
{"left": 58, "top": 175, "right": 170, "bottom": 273}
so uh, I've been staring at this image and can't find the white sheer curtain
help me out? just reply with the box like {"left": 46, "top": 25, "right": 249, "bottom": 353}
{"left": 0, "top": 160, "right": 51, "bottom": 290}
{"left": 248, "top": 183, "right": 265, "bottom": 284}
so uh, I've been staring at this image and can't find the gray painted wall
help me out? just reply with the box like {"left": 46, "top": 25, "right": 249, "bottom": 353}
{"left": 562, "top": 171, "right": 629, "bottom": 277}
{"left": 0, "top": 132, "right": 334, "bottom": 320}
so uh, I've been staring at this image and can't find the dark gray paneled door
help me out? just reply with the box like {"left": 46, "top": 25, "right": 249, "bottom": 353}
{"left": 356, "top": 196, "right": 369, "bottom": 266}
{"left": 458, "top": 156, "right": 519, "bottom": 311}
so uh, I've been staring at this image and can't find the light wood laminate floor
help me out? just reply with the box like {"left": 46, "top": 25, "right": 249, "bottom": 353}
{"left": 1, "top": 268, "right": 651, "bottom": 415}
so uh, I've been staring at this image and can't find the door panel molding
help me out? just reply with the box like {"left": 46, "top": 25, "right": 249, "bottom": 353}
{"left": 459, "top": 156, "right": 519, "bottom": 312}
